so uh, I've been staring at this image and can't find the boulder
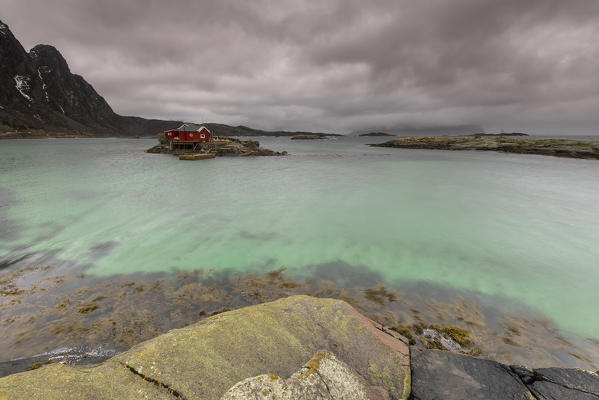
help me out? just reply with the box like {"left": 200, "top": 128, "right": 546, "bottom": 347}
{"left": 0, "top": 295, "right": 410, "bottom": 400}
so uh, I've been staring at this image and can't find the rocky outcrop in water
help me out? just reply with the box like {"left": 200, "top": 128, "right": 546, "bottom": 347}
{"left": 290, "top": 134, "right": 328, "bottom": 140}
{"left": 370, "top": 136, "right": 599, "bottom": 160}
{"left": 146, "top": 137, "right": 287, "bottom": 157}
{"left": 0, "top": 296, "right": 597, "bottom": 400}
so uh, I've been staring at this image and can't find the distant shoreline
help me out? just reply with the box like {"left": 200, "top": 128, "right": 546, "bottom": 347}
{"left": 369, "top": 136, "right": 599, "bottom": 160}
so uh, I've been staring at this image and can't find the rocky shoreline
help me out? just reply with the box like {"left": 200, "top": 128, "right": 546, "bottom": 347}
{"left": 1, "top": 296, "right": 597, "bottom": 399}
{"left": 146, "top": 136, "right": 287, "bottom": 157}
{"left": 2, "top": 264, "right": 598, "bottom": 376}
{"left": 370, "top": 136, "right": 599, "bottom": 160}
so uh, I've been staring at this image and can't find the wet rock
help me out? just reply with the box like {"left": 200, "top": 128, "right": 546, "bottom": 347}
{"left": 221, "top": 352, "right": 371, "bottom": 400}
{"left": 0, "top": 346, "right": 117, "bottom": 378}
{"left": 410, "top": 349, "right": 533, "bottom": 400}
{"left": 422, "top": 328, "right": 463, "bottom": 352}
{"left": 527, "top": 380, "right": 598, "bottom": 400}
{"left": 0, "top": 361, "right": 173, "bottom": 400}
{"left": 145, "top": 144, "right": 168, "bottom": 153}
{"left": 510, "top": 366, "right": 599, "bottom": 400}
{"left": 533, "top": 367, "right": 599, "bottom": 395}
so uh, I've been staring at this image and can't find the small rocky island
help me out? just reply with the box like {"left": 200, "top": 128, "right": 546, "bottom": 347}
{"left": 290, "top": 133, "right": 328, "bottom": 140}
{"left": 370, "top": 136, "right": 599, "bottom": 160}
{"left": 147, "top": 129, "right": 287, "bottom": 158}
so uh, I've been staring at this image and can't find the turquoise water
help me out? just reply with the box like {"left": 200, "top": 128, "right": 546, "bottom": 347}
{"left": 1, "top": 137, "right": 599, "bottom": 337}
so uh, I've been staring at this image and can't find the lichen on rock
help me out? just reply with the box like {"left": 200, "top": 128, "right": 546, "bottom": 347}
{"left": 220, "top": 352, "right": 369, "bottom": 400}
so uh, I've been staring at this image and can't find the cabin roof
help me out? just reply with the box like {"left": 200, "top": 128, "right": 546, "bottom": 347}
{"left": 176, "top": 124, "right": 211, "bottom": 133}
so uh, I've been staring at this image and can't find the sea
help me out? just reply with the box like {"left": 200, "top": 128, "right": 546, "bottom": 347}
{"left": 1, "top": 135, "right": 598, "bottom": 369}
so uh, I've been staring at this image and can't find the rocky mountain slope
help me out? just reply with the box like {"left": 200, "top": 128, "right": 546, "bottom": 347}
{"left": 0, "top": 19, "right": 184, "bottom": 137}
{"left": 0, "top": 20, "right": 341, "bottom": 138}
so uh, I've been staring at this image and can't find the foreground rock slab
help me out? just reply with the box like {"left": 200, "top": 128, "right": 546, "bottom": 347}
{"left": 0, "top": 295, "right": 410, "bottom": 400}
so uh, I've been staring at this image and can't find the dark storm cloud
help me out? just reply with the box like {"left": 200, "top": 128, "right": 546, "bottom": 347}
{"left": 3, "top": 0, "right": 599, "bottom": 134}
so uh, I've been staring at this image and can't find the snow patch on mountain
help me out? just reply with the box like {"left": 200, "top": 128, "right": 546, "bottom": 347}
{"left": 38, "top": 67, "right": 50, "bottom": 102}
{"left": 14, "top": 75, "right": 32, "bottom": 101}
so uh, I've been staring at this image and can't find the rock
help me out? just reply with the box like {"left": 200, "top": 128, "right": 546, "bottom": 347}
{"left": 221, "top": 352, "right": 371, "bottom": 400}
{"left": 533, "top": 367, "right": 599, "bottom": 395}
{"left": 145, "top": 144, "right": 168, "bottom": 153}
{"left": 468, "top": 132, "right": 529, "bottom": 137}
{"left": 0, "top": 295, "right": 410, "bottom": 400}
{"left": 411, "top": 350, "right": 599, "bottom": 400}
{"left": 527, "top": 380, "right": 598, "bottom": 400}
{"left": 147, "top": 137, "right": 286, "bottom": 157}
{"left": 421, "top": 328, "right": 463, "bottom": 352}
{"left": 291, "top": 134, "right": 327, "bottom": 140}
{"left": 410, "top": 349, "right": 533, "bottom": 400}
{"left": 510, "top": 367, "right": 599, "bottom": 400}
{"left": 0, "top": 361, "right": 173, "bottom": 400}
{"left": 369, "top": 136, "right": 599, "bottom": 160}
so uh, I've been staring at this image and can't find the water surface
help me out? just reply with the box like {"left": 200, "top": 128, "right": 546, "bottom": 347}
{"left": 1, "top": 136, "right": 598, "bottom": 338}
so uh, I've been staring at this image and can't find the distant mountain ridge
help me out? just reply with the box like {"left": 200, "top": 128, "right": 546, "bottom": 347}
{"left": 0, "top": 19, "right": 185, "bottom": 136}
{"left": 1, "top": 20, "right": 339, "bottom": 138}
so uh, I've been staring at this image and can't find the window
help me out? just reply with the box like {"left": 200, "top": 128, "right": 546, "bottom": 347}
{"left": 200, "top": 134, "right": 206, "bottom": 139}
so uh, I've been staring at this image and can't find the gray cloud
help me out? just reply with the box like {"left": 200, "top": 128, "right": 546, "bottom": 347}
{"left": 3, "top": 0, "right": 599, "bottom": 134}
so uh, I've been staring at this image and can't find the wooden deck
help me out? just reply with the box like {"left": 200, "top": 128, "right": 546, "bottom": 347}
{"left": 178, "top": 153, "right": 217, "bottom": 161}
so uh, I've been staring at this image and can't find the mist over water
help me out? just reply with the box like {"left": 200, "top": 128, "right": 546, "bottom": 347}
{"left": 1, "top": 136, "right": 599, "bottom": 338}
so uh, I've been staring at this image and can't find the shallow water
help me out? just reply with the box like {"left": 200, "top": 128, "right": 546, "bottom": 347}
{"left": 1, "top": 136, "right": 599, "bottom": 340}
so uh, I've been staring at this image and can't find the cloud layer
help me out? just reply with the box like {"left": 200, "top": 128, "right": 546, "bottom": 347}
{"left": 3, "top": 0, "right": 599, "bottom": 134}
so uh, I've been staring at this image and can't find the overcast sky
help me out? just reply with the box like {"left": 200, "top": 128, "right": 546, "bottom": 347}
{"left": 3, "top": 0, "right": 599, "bottom": 134}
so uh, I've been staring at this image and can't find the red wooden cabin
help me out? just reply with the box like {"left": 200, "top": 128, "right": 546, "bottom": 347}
{"left": 164, "top": 124, "right": 212, "bottom": 142}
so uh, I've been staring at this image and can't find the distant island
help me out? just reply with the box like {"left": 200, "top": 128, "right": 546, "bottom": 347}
{"left": 359, "top": 132, "right": 396, "bottom": 137}
{"left": 467, "top": 132, "right": 529, "bottom": 137}
{"left": 291, "top": 134, "right": 328, "bottom": 140}
{"left": 370, "top": 136, "right": 599, "bottom": 160}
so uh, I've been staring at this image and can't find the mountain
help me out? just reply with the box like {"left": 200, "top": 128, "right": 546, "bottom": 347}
{"left": 0, "top": 20, "right": 343, "bottom": 139}
{"left": 0, "top": 19, "right": 183, "bottom": 137}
